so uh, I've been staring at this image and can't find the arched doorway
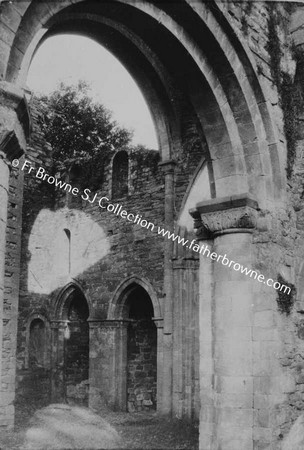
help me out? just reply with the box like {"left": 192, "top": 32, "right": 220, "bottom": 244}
{"left": 28, "top": 318, "right": 48, "bottom": 369}
{"left": 126, "top": 285, "right": 157, "bottom": 412}
{"left": 16, "top": 314, "right": 51, "bottom": 409}
{"left": 64, "top": 288, "right": 90, "bottom": 405}
{"left": 102, "top": 277, "right": 162, "bottom": 413}
{"left": 52, "top": 284, "right": 90, "bottom": 406}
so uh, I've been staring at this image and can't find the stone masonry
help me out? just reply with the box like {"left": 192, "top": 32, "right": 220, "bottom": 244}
{"left": 3, "top": 2, "right": 304, "bottom": 450}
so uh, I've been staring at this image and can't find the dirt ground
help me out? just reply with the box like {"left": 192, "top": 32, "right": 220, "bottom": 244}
{"left": 0, "top": 402, "right": 199, "bottom": 450}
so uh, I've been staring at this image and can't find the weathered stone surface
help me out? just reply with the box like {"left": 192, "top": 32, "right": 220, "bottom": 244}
{"left": 282, "top": 414, "right": 304, "bottom": 450}
{"left": 2, "top": 2, "right": 304, "bottom": 450}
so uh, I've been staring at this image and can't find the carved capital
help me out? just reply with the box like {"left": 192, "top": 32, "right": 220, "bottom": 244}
{"left": 190, "top": 193, "right": 259, "bottom": 239}
{"left": 152, "top": 317, "right": 164, "bottom": 329}
{"left": 158, "top": 159, "right": 177, "bottom": 175}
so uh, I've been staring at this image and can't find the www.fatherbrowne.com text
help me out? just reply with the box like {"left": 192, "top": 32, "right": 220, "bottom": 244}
{"left": 15, "top": 159, "right": 291, "bottom": 296}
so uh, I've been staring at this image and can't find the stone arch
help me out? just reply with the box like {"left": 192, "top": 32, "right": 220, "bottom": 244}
{"left": 51, "top": 281, "right": 91, "bottom": 404}
{"left": 53, "top": 281, "right": 92, "bottom": 321}
{"left": 2, "top": 0, "right": 285, "bottom": 208}
{"left": 15, "top": 312, "right": 52, "bottom": 409}
{"left": 177, "top": 157, "right": 215, "bottom": 228}
{"left": 108, "top": 275, "right": 162, "bottom": 321}
{"left": 107, "top": 276, "right": 161, "bottom": 412}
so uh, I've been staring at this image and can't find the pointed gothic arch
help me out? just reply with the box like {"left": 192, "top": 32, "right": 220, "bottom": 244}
{"left": 51, "top": 282, "right": 90, "bottom": 405}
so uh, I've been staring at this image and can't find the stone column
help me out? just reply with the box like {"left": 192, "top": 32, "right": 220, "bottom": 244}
{"left": 158, "top": 159, "right": 176, "bottom": 414}
{"left": 0, "top": 82, "right": 29, "bottom": 428}
{"left": 50, "top": 320, "right": 68, "bottom": 403}
{"left": 88, "top": 319, "right": 129, "bottom": 411}
{"left": 191, "top": 194, "right": 259, "bottom": 450}
{"left": 172, "top": 257, "right": 199, "bottom": 419}
{"left": 152, "top": 317, "right": 164, "bottom": 412}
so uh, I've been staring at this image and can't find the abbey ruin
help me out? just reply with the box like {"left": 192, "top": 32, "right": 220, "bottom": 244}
{"left": 2, "top": 1, "right": 304, "bottom": 449}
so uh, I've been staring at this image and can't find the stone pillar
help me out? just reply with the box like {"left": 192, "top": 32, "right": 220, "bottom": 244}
{"left": 158, "top": 159, "right": 176, "bottom": 414}
{"left": 88, "top": 319, "right": 129, "bottom": 411}
{"left": 153, "top": 317, "right": 164, "bottom": 412}
{"left": 191, "top": 194, "right": 259, "bottom": 450}
{"left": 0, "top": 82, "right": 29, "bottom": 428}
{"left": 172, "top": 257, "right": 199, "bottom": 419}
{"left": 50, "top": 320, "right": 67, "bottom": 403}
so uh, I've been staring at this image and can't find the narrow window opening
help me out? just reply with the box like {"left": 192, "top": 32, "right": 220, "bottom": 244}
{"left": 112, "top": 151, "right": 129, "bottom": 199}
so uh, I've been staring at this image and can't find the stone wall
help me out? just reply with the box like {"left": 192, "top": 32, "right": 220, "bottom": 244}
{"left": 127, "top": 320, "right": 157, "bottom": 412}
{"left": 1, "top": 162, "right": 24, "bottom": 427}
{"left": 3, "top": 2, "right": 304, "bottom": 447}
{"left": 15, "top": 96, "right": 200, "bottom": 419}
{"left": 204, "top": 3, "right": 304, "bottom": 447}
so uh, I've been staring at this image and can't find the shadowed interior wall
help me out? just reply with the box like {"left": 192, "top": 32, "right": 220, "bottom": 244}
{"left": 126, "top": 286, "right": 157, "bottom": 412}
{"left": 15, "top": 316, "right": 51, "bottom": 410}
{"left": 65, "top": 290, "right": 89, "bottom": 405}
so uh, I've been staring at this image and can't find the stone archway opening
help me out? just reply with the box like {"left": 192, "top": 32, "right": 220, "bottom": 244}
{"left": 63, "top": 288, "right": 90, "bottom": 406}
{"left": 125, "top": 285, "right": 157, "bottom": 413}
{"left": 29, "top": 318, "right": 48, "bottom": 369}
{"left": 16, "top": 315, "right": 51, "bottom": 411}
{"left": 51, "top": 284, "right": 90, "bottom": 406}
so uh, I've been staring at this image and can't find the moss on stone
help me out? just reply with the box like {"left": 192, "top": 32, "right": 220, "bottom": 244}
{"left": 266, "top": 4, "right": 299, "bottom": 179}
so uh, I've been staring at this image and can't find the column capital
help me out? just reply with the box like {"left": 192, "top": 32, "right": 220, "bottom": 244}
{"left": 158, "top": 159, "right": 177, "bottom": 174}
{"left": 152, "top": 317, "right": 164, "bottom": 329}
{"left": 190, "top": 193, "right": 259, "bottom": 239}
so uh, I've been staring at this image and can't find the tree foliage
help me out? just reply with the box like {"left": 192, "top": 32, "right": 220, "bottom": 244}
{"left": 36, "top": 80, "right": 133, "bottom": 188}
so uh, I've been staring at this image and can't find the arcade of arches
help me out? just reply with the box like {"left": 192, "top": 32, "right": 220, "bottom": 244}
{"left": 2, "top": 1, "right": 304, "bottom": 449}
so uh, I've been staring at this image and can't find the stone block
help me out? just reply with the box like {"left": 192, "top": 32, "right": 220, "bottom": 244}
{"left": 253, "top": 427, "right": 272, "bottom": 445}
{"left": 215, "top": 392, "right": 252, "bottom": 409}
{"left": 127, "top": 401, "right": 135, "bottom": 413}
{"left": 253, "top": 394, "right": 270, "bottom": 410}
{"left": 217, "top": 424, "right": 254, "bottom": 450}
{"left": 217, "top": 406, "right": 253, "bottom": 427}
{"left": 215, "top": 340, "right": 252, "bottom": 376}
{"left": 253, "top": 311, "right": 275, "bottom": 328}
{"left": 254, "top": 409, "right": 270, "bottom": 428}
{"left": 215, "top": 375, "right": 253, "bottom": 394}
{"left": 0, "top": 6, "right": 21, "bottom": 33}
{"left": 252, "top": 327, "right": 280, "bottom": 342}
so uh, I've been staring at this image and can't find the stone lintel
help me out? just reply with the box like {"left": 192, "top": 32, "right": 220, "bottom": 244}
{"left": 190, "top": 193, "right": 259, "bottom": 238}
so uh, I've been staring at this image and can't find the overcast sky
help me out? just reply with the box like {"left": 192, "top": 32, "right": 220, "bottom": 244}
{"left": 27, "top": 34, "right": 158, "bottom": 149}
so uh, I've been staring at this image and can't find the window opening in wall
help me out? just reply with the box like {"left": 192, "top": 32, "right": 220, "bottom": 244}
{"left": 112, "top": 151, "right": 129, "bottom": 199}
